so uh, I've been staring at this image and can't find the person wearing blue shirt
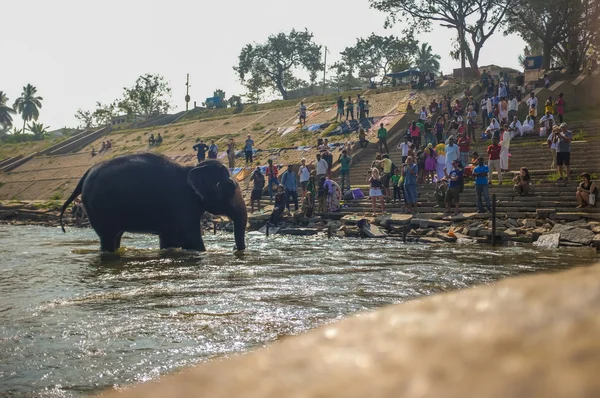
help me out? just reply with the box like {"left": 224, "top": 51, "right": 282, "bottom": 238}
{"left": 280, "top": 164, "right": 299, "bottom": 212}
{"left": 244, "top": 134, "right": 254, "bottom": 165}
{"left": 444, "top": 159, "right": 463, "bottom": 215}
{"left": 403, "top": 156, "right": 419, "bottom": 213}
{"left": 473, "top": 157, "right": 492, "bottom": 213}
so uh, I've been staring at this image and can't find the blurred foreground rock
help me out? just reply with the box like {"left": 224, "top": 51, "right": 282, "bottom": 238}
{"left": 102, "top": 263, "right": 600, "bottom": 398}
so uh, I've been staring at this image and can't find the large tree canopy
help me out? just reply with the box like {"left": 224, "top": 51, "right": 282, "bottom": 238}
{"left": 117, "top": 74, "right": 172, "bottom": 116}
{"left": 234, "top": 29, "right": 323, "bottom": 100}
{"left": 370, "top": 0, "right": 515, "bottom": 74}
{"left": 339, "top": 33, "right": 418, "bottom": 81}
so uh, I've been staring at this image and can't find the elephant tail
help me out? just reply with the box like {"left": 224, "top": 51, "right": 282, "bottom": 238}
{"left": 59, "top": 169, "right": 89, "bottom": 233}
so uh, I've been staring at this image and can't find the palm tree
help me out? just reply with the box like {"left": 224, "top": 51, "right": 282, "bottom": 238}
{"left": 414, "top": 43, "right": 441, "bottom": 74}
{"left": 27, "top": 121, "right": 50, "bottom": 140}
{"left": 0, "top": 91, "right": 16, "bottom": 131}
{"left": 13, "top": 84, "right": 43, "bottom": 133}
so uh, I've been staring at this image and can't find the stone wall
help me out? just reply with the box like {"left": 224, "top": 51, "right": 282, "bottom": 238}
{"left": 101, "top": 263, "right": 600, "bottom": 398}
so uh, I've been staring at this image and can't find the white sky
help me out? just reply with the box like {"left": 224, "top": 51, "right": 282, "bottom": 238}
{"left": 1, "top": 0, "right": 525, "bottom": 130}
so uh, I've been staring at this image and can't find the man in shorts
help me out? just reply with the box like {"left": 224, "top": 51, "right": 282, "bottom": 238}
{"left": 336, "top": 96, "right": 345, "bottom": 122}
{"left": 556, "top": 122, "right": 573, "bottom": 180}
{"left": 299, "top": 102, "right": 307, "bottom": 125}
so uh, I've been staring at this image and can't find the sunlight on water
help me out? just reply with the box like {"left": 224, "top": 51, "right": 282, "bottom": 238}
{"left": 0, "top": 225, "right": 597, "bottom": 396}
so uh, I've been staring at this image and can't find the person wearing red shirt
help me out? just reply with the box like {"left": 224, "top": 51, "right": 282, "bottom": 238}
{"left": 487, "top": 138, "right": 503, "bottom": 184}
{"left": 457, "top": 133, "right": 471, "bottom": 167}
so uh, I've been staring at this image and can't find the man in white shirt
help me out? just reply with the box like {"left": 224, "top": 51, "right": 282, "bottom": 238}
{"left": 397, "top": 137, "right": 411, "bottom": 163}
{"left": 298, "top": 158, "right": 311, "bottom": 198}
{"left": 539, "top": 111, "right": 554, "bottom": 137}
{"left": 315, "top": 153, "right": 329, "bottom": 181}
{"left": 480, "top": 94, "right": 490, "bottom": 127}
{"left": 526, "top": 92, "right": 538, "bottom": 122}
{"left": 508, "top": 95, "right": 519, "bottom": 122}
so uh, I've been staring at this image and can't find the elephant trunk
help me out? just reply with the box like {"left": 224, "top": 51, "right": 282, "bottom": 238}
{"left": 230, "top": 197, "right": 247, "bottom": 251}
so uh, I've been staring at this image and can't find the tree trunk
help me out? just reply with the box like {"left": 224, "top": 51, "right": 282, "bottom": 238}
{"left": 468, "top": 44, "right": 481, "bottom": 77}
{"left": 542, "top": 41, "right": 553, "bottom": 70}
{"left": 458, "top": 28, "right": 466, "bottom": 77}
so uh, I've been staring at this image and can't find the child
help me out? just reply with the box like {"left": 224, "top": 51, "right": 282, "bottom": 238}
{"left": 390, "top": 168, "right": 402, "bottom": 206}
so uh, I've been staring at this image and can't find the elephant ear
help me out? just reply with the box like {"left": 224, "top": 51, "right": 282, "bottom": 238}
{"left": 187, "top": 165, "right": 212, "bottom": 201}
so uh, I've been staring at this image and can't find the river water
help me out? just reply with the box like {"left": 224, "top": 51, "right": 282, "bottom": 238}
{"left": 0, "top": 225, "right": 597, "bottom": 396}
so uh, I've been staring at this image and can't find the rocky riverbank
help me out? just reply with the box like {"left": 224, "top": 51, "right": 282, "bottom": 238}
{"left": 2, "top": 201, "right": 599, "bottom": 251}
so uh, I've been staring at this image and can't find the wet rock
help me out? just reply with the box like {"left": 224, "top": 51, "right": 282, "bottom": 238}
{"left": 506, "top": 218, "right": 519, "bottom": 228}
{"left": 534, "top": 233, "right": 560, "bottom": 249}
{"left": 503, "top": 229, "right": 517, "bottom": 238}
{"left": 511, "top": 236, "right": 534, "bottom": 243}
{"left": 566, "top": 219, "right": 591, "bottom": 229}
{"left": 435, "top": 232, "right": 458, "bottom": 243}
{"left": 411, "top": 218, "right": 451, "bottom": 228}
{"left": 468, "top": 228, "right": 480, "bottom": 237}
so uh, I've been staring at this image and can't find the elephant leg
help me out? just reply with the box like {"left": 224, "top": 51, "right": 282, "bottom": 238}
{"left": 180, "top": 229, "right": 206, "bottom": 252}
{"left": 159, "top": 234, "right": 178, "bottom": 250}
{"left": 99, "top": 232, "right": 119, "bottom": 252}
{"left": 114, "top": 231, "right": 124, "bottom": 250}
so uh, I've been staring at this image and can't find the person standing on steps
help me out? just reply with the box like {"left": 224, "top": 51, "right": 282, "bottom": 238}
{"left": 547, "top": 125, "right": 560, "bottom": 170}
{"left": 367, "top": 168, "right": 385, "bottom": 214}
{"left": 338, "top": 150, "right": 352, "bottom": 193}
{"left": 358, "top": 96, "right": 366, "bottom": 120}
{"left": 556, "top": 122, "right": 573, "bottom": 181}
{"left": 499, "top": 125, "right": 511, "bottom": 172}
{"left": 192, "top": 139, "right": 209, "bottom": 163}
{"left": 480, "top": 93, "right": 490, "bottom": 128}
{"left": 244, "top": 134, "right": 254, "bottom": 165}
{"left": 508, "top": 95, "right": 518, "bottom": 123}
{"left": 265, "top": 159, "right": 279, "bottom": 202}
{"left": 409, "top": 121, "right": 421, "bottom": 148}
{"left": 227, "top": 138, "right": 235, "bottom": 169}
{"left": 208, "top": 140, "right": 218, "bottom": 160}
{"left": 345, "top": 96, "right": 354, "bottom": 121}
{"left": 377, "top": 123, "right": 389, "bottom": 153}
{"left": 249, "top": 167, "right": 265, "bottom": 213}
{"left": 526, "top": 92, "right": 539, "bottom": 123}
{"left": 280, "top": 165, "right": 299, "bottom": 213}
{"left": 403, "top": 156, "right": 418, "bottom": 213}
{"left": 487, "top": 137, "right": 503, "bottom": 185}
{"left": 380, "top": 154, "right": 393, "bottom": 200}
{"left": 398, "top": 137, "right": 411, "bottom": 164}
{"left": 298, "top": 158, "right": 311, "bottom": 199}
{"left": 322, "top": 147, "right": 333, "bottom": 179}
{"left": 315, "top": 153, "right": 329, "bottom": 182}
{"left": 457, "top": 133, "right": 471, "bottom": 168}
{"left": 444, "top": 159, "right": 463, "bottom": 215}
{"left": 556, "top": 93, "right": 566, "bottom": 124}
{"left": 473, "top": 157, "right": 492, "bottom": 213}
{"left": 444, "top": 137, "right": 459, "bottom": 174}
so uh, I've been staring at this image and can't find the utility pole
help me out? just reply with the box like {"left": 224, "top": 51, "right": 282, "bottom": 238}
{"left": 323, "top": 46, "right": 329, "bottom": 96}
{"left": 185, "top": 73, "right": 191, "bottom": 111}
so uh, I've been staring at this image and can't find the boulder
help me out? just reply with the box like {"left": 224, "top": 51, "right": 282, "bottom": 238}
{"left": 566, "top": 219, "right": 591, "bottom": 229}
{"left": 503, "top": 229, "right": 517, "bottom": 238}
{"left": 523, "top": 219, "right": 537, "bottom": 228}
{"left": 534, "top": 233, "right": 560, "bottom": 249}
{"left": 592, "top": 226, "right": 600, "bottom": 234}
{"left": 435, "top": 232, "right": 458, "bottom": 243}
{"left": 552, "top": 225, "right": 595, "bottom": 245}
{"left": 411, "top": 218, "right": 451, "bottom": 228}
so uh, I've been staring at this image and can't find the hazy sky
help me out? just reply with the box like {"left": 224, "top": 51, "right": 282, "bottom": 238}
{"left": 2, "top": 0, "right": 524, "bottom": 130}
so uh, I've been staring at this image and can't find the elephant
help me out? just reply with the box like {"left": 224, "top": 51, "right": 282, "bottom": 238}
{"left": 59, "top": 153, "right": 247, "bottom": 252}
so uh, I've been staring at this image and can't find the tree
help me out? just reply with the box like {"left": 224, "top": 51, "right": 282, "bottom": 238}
{"left": 414, "top": 43, "right": 441, "bottom": 73}
{"left": 13, "top": 84, "right": 43, "bottom": 133}
{"left": 74, "top": 109, "right": 94, "bottom": 128}
{"left": 371, "top": 0, "right": 515, "bottom": 74}
{"left": 234, "top": 29, "right": 323, "bottom": 100}
{"left": 506, "top": 0, "right": 599, "bottom": 71}
{"left": 27, "top": 121, "right": 49, "bottom": 140}
{"left": 339, "top": 34, "right": 418, "bottom": 82}
{"left": 228, "top": 95, "right": 244, "bottom": 113}
{"left": 118, "top": 74, "right": 172, "bottom": 116}
{"left": 93, "top": 101, "right": 117, "bottom": 126}
{"left": 0, "top": 91, "right": 16, "bottom": 132}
